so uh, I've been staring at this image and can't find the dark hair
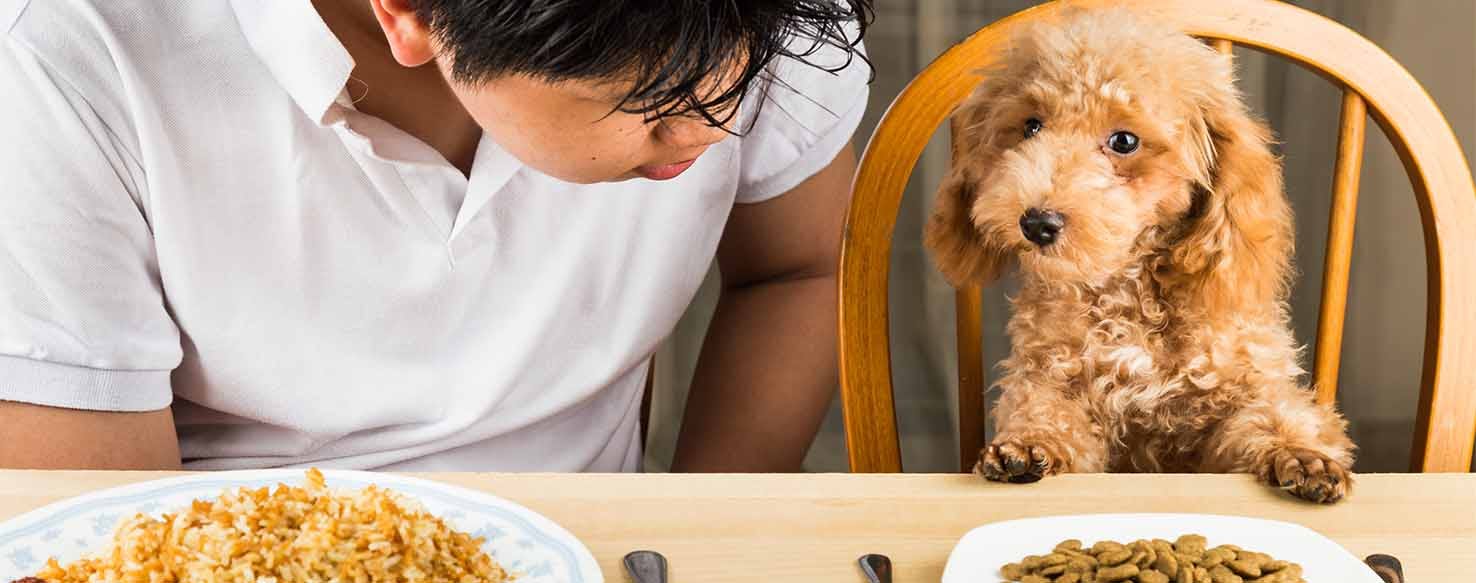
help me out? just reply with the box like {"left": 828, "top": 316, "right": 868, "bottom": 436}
{"left": 410, "top": 0, "right": 873, "bottom": 130}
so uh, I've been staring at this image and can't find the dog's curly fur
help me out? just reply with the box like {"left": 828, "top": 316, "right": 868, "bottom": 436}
{"left": 924, "top": 9, "right": 1356, "bottom": 503}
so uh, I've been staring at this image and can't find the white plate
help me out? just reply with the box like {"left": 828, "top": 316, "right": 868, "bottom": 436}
{"left": 0, "top": 469, "right": 603, "bottom": 583}
{"left": 941, "top": 513, "right": 1380, "bottom": 583}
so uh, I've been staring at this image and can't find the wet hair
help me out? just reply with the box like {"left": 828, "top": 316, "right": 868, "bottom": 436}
{"left": 410, "top": 0, "right": 873, "bottom": 129}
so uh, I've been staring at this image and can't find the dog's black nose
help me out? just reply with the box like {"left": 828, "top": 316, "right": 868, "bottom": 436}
{"left": 1019, "top": 208, "right": 1065, "bottom": 246}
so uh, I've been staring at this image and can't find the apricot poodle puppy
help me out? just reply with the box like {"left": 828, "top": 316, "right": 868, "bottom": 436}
{"left": 924, "top": 9, "right": 1355, "bottom": 503}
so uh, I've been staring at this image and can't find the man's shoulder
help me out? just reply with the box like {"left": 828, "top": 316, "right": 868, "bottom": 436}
{"left": 745, "top": 28, "right": 870, "bottom": 141}
{"left": 1, "top": 0, "right": 19, "bottom": 31}
{"left": 731, "top": 32, "right": 868, "bottom": 203}
{"left": 6, "top": 0, "right": 214, "bottom": 35}
{"left": 5, "top": 0, "right": 234, "bottom": 70}
{"left": 4, "top": 0, "right": 240, "bottom": 129}
{"left": 0, "top": 0, "right": 35, "bottom": 32}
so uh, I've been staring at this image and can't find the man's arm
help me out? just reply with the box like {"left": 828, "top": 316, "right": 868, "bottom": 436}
{"left": 670, "top": 146, "right": 856, "bottom": 472}
{"left": 0, "top": 402, "right": 181, "bottom": 470}
{"left": 0, "top": 34, "right": 184, "bottom": 471}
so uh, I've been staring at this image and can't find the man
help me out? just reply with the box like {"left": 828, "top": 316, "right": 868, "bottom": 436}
{"left": 0, "top": 0, "right": 871, "bottom": 472}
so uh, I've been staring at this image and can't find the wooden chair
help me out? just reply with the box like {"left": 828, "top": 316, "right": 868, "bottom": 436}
{"left": 838, "top": 0, "right": 1476, "bottom": 473}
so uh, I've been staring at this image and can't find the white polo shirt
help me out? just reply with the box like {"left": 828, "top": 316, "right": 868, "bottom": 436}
{"left": 0, "top": 0, "right": 867, "bottom": 471}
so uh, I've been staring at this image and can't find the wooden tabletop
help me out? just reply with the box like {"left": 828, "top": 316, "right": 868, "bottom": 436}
{"left": 1, "top": 472, "right": 1472, "bottom": 582}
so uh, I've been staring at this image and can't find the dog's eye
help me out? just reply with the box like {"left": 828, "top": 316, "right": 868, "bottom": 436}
{"left": 1107, "top": 131, "right": 1140, "bottom": 154}
{"left": 1023, "top": 118, "right": 1043, "bottom": 139}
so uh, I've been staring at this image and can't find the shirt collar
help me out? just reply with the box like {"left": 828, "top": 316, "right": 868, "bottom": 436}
{"left": 230, "top": 0, "right": 356, "bottom": 125}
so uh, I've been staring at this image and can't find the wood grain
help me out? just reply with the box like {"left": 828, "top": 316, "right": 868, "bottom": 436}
{"left": 1, "top": 472, "right": 1472, "bottom": 582}
{"left": 838, "top": 0, "right": 1476, "bottom": 473}
{"left": 949, "top": 115, "right": 988, "bottom": 475}
{"left": 954, "top": 285, "right": 985, "bottom": 473}
{"left": 1313, "top": 92, "right": 1369, "bottom": 406}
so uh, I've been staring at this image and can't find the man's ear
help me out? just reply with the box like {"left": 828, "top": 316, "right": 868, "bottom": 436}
{"left": 370, "top": 0, "right": 437, "bottom": 67}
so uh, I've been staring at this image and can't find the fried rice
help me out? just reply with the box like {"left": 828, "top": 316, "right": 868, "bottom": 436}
{"left": 31, "top": 469, "right": 511, "bottom": 583}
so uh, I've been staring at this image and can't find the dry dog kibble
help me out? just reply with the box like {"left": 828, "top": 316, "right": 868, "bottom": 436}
{"left": 1096, "top": 563, "right": 1139, "bottom": 582}
{"left": 1176, "top": 535, "right": 1208, "bottom": 555}
{"left": 1139, "top": 571, "right": 1170, "bottom": 583}
{"left": 1254, "top": 564, "right": 1303, "bottom": 583}
{"left": 1208, "top": 564, "right": 1242, "bottom": 583}
{"left": 1129, "top": 548, "right": 1153, "bottom": 569}
{"left": 1042, "top": 554, "right": 1071, "bottom": 568}
{"left": 1092, "top": 541, "right": 1127, "bottom": 554}
{"left": 1227, "top": 559, "right": 1262, "bottom": 578}
{"left": 1154, "top": 549, "right": 1179, "bottom": 574}
{"left": 1099, "top": 548, "right": 1133, "bottom": 566}
{"left": 997, "top": 535, "right": 1305, "bottom": 583}
{"left": 1201, "top": 546, "right": 1236, "bottom": 568}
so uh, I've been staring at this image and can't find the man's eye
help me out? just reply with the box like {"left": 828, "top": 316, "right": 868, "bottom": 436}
{"left": 1023, "top": 118, "right": 1043, "bottom": 139}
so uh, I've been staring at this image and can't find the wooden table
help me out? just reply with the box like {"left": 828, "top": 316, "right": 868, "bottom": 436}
{"left": 2, "top": 472, "right": 1472, "bottom": 582}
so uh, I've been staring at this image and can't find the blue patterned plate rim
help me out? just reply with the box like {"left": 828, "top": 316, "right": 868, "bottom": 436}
{"left": 0, "top": 469, "right": 602, "bottom": 583}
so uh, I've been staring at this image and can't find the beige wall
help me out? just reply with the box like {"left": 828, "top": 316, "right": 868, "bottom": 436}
{"left": 646, "top": 0, "right": 1476, "bottom": 473}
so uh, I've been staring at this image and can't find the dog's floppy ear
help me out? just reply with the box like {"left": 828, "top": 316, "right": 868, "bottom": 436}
{"left": 1167, "top": 68, "right": 1293, "bottom": 315}
{"left": 924, "top": 92, "right": 1013, "bottom": 287}
{"left": 924, "top": 165, "right": 1010, "bottom": 286}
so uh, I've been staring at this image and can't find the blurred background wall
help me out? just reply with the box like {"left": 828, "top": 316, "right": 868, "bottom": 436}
{"left": 645, "top": 0, "right": 1476, "bottom": 473}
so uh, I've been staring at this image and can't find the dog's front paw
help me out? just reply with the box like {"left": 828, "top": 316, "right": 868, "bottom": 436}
{"left": 1262, "top": 448, "right": 1352, "bottom": 504}
{"left": 976, "top": 437, "right": 1057, "bottom": 484}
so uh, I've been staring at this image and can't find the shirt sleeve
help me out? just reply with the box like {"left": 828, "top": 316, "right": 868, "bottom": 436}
{"left": 736, "top": 23, "right": 870, "bottom": 204}
{"left": 0, "top": 35, "right": 181, "bottom": 412}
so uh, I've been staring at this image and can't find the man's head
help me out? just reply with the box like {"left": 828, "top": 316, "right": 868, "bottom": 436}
{"left": 369, "top": 0, "right": 871, "bottom": 184}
